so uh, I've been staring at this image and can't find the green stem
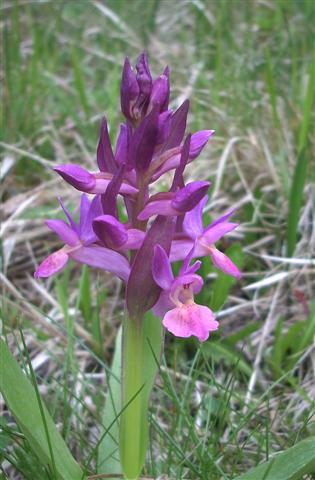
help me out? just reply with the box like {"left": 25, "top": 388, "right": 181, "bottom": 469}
{"left": 119, "top": 312, "right": 163, "bottom": 480}
{"left": 120, "top": 316, "right": 146, "bottom": 480}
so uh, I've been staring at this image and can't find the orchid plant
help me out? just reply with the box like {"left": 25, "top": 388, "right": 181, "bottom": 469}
{"left": 35, "top": 52, "right": 240, "bottom": 480}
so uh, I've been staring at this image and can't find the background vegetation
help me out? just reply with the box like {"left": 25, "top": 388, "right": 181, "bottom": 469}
{"left": 1, "top": 0, "right": 315, "bottom": 478}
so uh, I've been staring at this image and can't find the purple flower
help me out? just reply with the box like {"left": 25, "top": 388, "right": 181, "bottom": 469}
{"left": 92, "top": 215, "right": 145, "bottom": 251}
{"left": 54, "top": 164, "right": 138, "bottom": 196}
{"left": 138, "top": 181, "right": 210, "bottom": 221}
{"left": 34, "top": 195, "right": 130, "bottom": 281}
{"left": 152, "top": 245, "right": 219, "bottom": 342}
{"left": 171, "top": 197, "right": 241, "bottom": 278}
{"left": 35, "top": 50, "right": 240, "bottom": 340}
{"left": 120, "top": 51, "right": 170, "bottom": 124}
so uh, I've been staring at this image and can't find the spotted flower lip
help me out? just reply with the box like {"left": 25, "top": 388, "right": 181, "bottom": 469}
{"left": 163, "top": 304, "right": 219, "bottom": 342}
{"left": 152, "top": 245, "right": 218, "bottom": 341}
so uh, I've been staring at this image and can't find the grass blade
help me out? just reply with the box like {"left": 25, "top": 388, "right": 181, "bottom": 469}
{"left": 234, "top": 436, "right": 315, "bottom": 480}
{"left": 0, "top": 338, "right": 84, "bottom": 480}
{"left": 287, "top": 47, "right": 315, "bottom": 256}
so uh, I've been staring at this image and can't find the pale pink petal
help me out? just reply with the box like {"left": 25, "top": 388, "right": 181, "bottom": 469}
{"left": 209, "top": 247, "right": 241, "bottom": 279}
{"left": 183, "top": 195, "right": 208, "bottom": 238}
{"left": 202, "top": 222, "right": 239, "bottom": 244}
{"left": 34, "top": 249, "right": 69, "bottom": 278}
{"left": 170, "top": 238, "right": 209, "bottom": 262}
{"left": 152, "top": 245, "right": 174, "bottom": 290}
{"left": 170, "top": 238, "right": 194, "bottom": 262}
{"left": 162, "top": 304, "right": 218, "bottom": 342}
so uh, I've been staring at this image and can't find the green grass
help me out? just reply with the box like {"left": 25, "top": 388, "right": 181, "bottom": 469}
{"left": 1, "top": 0, "right": 315, "bottom": 479}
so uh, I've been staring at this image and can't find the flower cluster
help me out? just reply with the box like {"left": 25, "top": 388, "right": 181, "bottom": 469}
{"left": 35, "top": 52, "right": 240, "bottom": 342}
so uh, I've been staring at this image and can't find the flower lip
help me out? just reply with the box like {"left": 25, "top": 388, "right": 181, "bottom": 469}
{"left": 170, "top": 273, "right": 203, "bottom": 306}
{"left": 162, "top": 303, "right": 219, "bottom": 342}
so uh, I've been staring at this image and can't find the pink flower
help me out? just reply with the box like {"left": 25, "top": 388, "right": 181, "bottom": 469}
{"left": 152, "top": 245, "right": 219, "bottom": 342}
{"left": 163, "top": 304, "right": 218, "bottom": 342}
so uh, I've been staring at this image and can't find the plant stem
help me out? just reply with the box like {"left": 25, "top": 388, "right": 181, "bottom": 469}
{"left": 119, "top": 312, "right": 163, "bottom": 480}
{"left": 120, "top": 315, "right": 147, "bottom": 480}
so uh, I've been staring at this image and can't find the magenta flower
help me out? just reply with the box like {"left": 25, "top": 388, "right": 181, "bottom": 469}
{"left": 35, "top": 51, "right": 241, "bottom": 341}
{"left": 152, "top": 245, "right": 219, "bottom": 341}
{"left": 171, "top": 196, "right": 241, "bottom": 279}
{"left": 34, "top": 194, "right": 130, "bottom": 281}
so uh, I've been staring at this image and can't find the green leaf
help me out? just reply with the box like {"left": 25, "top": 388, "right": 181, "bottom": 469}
{"left": 234, "top": 436, "right": 315, "bottom": 480}
{"left": 0, "top": 338, "right": 84, "bottom": 480}
{"left": 97, "top": 326, "right": 122, "bottom": 476}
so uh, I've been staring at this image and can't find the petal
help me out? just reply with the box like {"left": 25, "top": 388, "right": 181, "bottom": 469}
{"left": 162, "top": 100, "right": 189, "bottom": 150}
{"left": 137, "top": 198, "right": 177, "bottom": 221}
{"left": 152, "top": 245, "right": 174, "bottom": 290}
{"left": 209, "top": 247, "right": 241, "bottom": 279}
{"left": 179, "top": 244, "right": 200, "bottom": 275}
{"left": 96, "top": 118, "right": 116, "bottom": 173}
{"left": 189, "top": 130, "right": 215, "bottom": 159}
{"left": 162, "top": 304, "right": 218, "bottom": 342}
{"left": 126, "top": 215, "right": 175, "bottom": 317}
{"left": 149, "top": 75, "right": 169, "bottom": 110}
{"left": 54, "top": 164, "right": 95, "bottom": 192}
{"left": 172, "top": 181, "right": 210, "bottom": 213}
{"left": 100, "top": 163, "right": 126, "bottom": 216}
{"left": 202, "top": 222, "right": 239, "bottom": 244}
{"left": 171, "top": 134, "right": 191, "bottom": 191}
{"left": 79, "top": 194, "right": 91, "bottom": 233}
{"left": 70, "top": 245, "right": 130, "bottom": 282}
{"left": 170, "top": 238, "right": 194, "bottom": 262}
{"left": 80, "top": 195, "right": 103, "bottom": 244}
{"left": 115, "top": 124, "right": 129, "bottom": 165}
{"left": 124, "top": 228, "right": 145, "bottom": 250}
{"left": 151, "top": 152, "right": 181, "bottom": 181}
{"left": 170, "top": 273, "right": 203, "bottom": 298}
{"left": 136, "top": 51, "right": 152, "bottom": 97}
{"left": 34, "top": 249, "right": 69, "bottom": 278}
{"left": 207, "top": 208, "right": 238, "bottom": 229}
{"left": 130, "top": 106, "right": 159, "bottom": 171}
{"left": 161, "top": 65, "right": 170, "bottom": 111}
{"left": 92, "top": 172, "right": 138, "bottom": 195}
{"left": 183, "top": 195, "right": 208, "bottom": 238}
{"left": 120, "top": 57, "right": 139, "bottom": 121}
{"left": 93, "top": 215, "right": 128, "bottom": 248}
{"left": 45, "top": 219, "right": 78, "bottom": 246}
{"left": 156, "top": 110, "right": 172, "bottom": 144}
{"left": 58, "top": 197, "right": 78, "bottom": 233}
{"left": 152, "top": 290, "right": 173, "bottom": 317}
